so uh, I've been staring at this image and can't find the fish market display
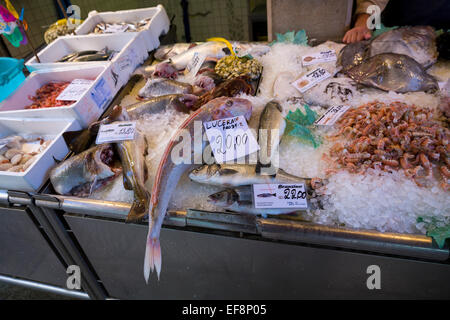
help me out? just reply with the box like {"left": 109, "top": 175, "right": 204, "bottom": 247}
{"left": 50, "top": 144, "right": 121, "bottom": 197}
{"left": 369, "top": 26, "right": 438, "bottom": 68}
{"left": 215, "top": 55, "right": 263, "bottom": 80}
{"left": 326, "top": 101, "right": 449, "bottom": 190}
{"left": 57, "top": 48, "right": 115, "bottom": 63}
{"left": 25, "top": 82, "right": 75, "bottom": 109}
{"left": 92, "top": 19, "right": 152, "bottom": 34}
{"left": 345, "top": 53, "right": 438, "bottom": 93}
{"left": 144, "top": 97, "right": 253, "bottom": 281}
{"left": 0, "top": 135, "right": 51, "bottom": 172}
{"left": 337, "top": 40, "right": 370, "bottom": 72}
{"left": 138, "top": 78, "right": 193, "bottom": 99}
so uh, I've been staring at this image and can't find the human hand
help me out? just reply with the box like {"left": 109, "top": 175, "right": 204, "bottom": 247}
{"left": 343, "top": 14, "right": 372, "bottom": 44}
{"left": 343, "top": 26, "right": 372, "bottom": 43}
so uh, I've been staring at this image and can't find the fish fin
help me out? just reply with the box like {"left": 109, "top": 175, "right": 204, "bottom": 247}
{"left": 153, "top": 239, "right": 162, "bottom": 280}
{"left": 123, "top": 174, "right": 134, "bottom": 191}
{"left": 52, "top": 156, "right": 62, "bottom": 164}
{"left": 144, "top": 236, "right": 161, "bottom": 283}
{"left": 63, "top": 129, "right": 94, "bottom": 154}
{"left": 144, "top": 236, "right": 152, "bottom": 284}
{"left": 126, "top": 198, "right": 148, "bottom": 223}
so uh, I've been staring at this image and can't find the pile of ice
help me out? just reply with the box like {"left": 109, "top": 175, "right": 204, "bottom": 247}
{"left": 308, "top": 169, "right": 450, "bottom": 234}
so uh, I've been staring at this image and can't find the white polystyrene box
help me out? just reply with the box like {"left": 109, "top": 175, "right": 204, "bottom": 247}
{"left": 25, "top": 32, "right": 149, "bottom": 88}
{"left": 74, "top": 5, "right": 170, "bottom": 52}
{"left": 0, "top": 65, "right": 117, "bottom": 128}
{"left": 0, "top": 118, "right": 81, "bottom": 192}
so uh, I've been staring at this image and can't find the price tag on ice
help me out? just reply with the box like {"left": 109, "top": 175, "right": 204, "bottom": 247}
{"left": 315, "top": 105, "right": 350, "bottom": 126}
{"left": 56, "top": 79, "right": 95, "bottom": 101}
{"left": 292, "top": 67, "right": 331, "bottom": 93}
{"left": 204, "top": 115, "right": 259, "bottom": 163}
{"left": 302, "top": 50, "right": 337, "bottom": 66}
{"left": 253, "top": 183, "right": 308, "bottom": 209}
{"left": 184, "top": 52, "right": 207, "bottom": 79}
{"left": 96, "top": 121, "right": 137, "bottom": 144}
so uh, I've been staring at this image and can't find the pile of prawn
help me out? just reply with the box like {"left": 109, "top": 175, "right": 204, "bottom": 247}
{"left": 325, "top": 101, "right": 449, "bottom": 190}
{"left": 25, "top": 82, "right": 76, "bottom": 109}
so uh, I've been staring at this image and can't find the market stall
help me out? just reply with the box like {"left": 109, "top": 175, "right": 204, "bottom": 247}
{"left": 0, "top": 3, "right": 449, "bottom": 299}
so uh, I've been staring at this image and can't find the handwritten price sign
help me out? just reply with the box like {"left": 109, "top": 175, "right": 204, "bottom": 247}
{"left": 204, "top": 116, "right": 259, "bottom": 163}
{"left": 96, "top": 121, "right": 137, "bottom": 144}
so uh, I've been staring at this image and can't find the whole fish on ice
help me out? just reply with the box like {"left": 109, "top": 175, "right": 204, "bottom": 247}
{"left": 257, "top": 101, "right": 286, "bottom": 174}
{"left": 189, "top": 164, "right": 310, "bottom": 187}
{"left": 125, "top": 94, "right": 199, "bottom": 118}
{"left": 345, "top": 53, "right": 438, "bottom": 93}
{"left": 138, "top": 78, "right": 193, "bottom": 99}
{"left": 144, "top": 97, "right": 253, "bottom": 282}
{"left": 50, "top": 144, "right": 121, "bottom": 197}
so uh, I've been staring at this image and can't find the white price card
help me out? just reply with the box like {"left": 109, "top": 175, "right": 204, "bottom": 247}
{"left": 184, "top": 52, "right": 206, "bottom": 79}
{"left": 96, "top": 121, "right": 137, "bottom": 145}
{"left": 56, "top": 79, "right": 94, "bottom": 101}
{"left": 204, "top": 115, "right": 259, "bottom": 164}
{"left": 302, "top": 50, "right": 337, "bottom": 66}
{"left": 91, "top": 78, "right": 112, "bottom": 110}
{"left": 315, "top": 105, "right": 350, "bottom": 126}
{"left": 253, "top": 183, "right": 308, "bottom": 209}
{"left": 292, "top": 68, "right": 331, "bottom": 93}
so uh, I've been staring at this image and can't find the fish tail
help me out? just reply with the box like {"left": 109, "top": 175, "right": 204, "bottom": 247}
{"left": 143, "top": 236, "right": 162, "bottom": 283}
{"left": 125, "top": 199, "right": 149, "bottom": 223}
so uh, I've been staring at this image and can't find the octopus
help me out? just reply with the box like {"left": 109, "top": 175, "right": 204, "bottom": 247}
{"left": 326, "top": 101, "right": 450, "bottom": 190}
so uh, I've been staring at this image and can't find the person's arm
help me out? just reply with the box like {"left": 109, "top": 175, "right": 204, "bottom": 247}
{"left": 343, "top": 0, "right": 389, "bottom": 43}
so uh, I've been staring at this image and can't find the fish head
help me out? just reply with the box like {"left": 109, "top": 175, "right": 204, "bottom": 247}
{"left": 207, "top": 189, "right": 239, "bottom": 207}
{"left": 209, "top": 97, "right": 253, "bottom": 121}
{"left": 189, "top": 164, "right": 221, "bottom": 183}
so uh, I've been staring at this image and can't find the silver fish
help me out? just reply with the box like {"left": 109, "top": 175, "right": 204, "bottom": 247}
{"left": 115, "top": 129, "right": 150, "bottom": 223}
{"left": 169, "top": 41, "right": 230, "bottom": 70}
{"left": 346, "top": 53, "right": 438, "bottom": 93}
{"left": 125, "top": 94, "right": 199, "bottom": 118}
{"left": 369, "top": 26, "right": 438, "bottom": 68}
{"left": 138, "top": 78, "right": 193, "bottom": 99}
{"left": 257, "top": 101, "right": 286, "bottom": 174}
{"left": 337, "top": 40, "right": 370, "bottom": 72}
{"left": 208, "top": 188, "right": 298, "bottom": 216}
{"left": 189, "top": 164, "right": 310, "bottom": 187}
{"left": 50, "top": 144, "right": 121, "bottom": 197}
{"left": 154, "top": 43, "right": 196, "bottom": 61}
{"left": 144, "top": 97, "right": 253, "bottom": 282}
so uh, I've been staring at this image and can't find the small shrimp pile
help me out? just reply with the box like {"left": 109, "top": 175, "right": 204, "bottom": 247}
{"left": 25, "top": 82, "right": 75, "bottom": 109}
{"left": 326, "top": 101, "right": 449, "bottom": 190}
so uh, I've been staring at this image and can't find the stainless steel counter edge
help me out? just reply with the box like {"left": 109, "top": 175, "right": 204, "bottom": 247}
{"left": 4, "top": 191, "right": 448, "bottom": 261}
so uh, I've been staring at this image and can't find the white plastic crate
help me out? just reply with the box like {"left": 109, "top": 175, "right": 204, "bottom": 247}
{"left": 0, "top": 118, "right": 80, "bottom": 192}
{"left": 0, "top": 65, "right": 117, "bottom": 128}
{"left": 25, "top": 32, "right": 148, "bottom": 88}
{"left": 74, "top": 5, "right": 170, "bottom": 52}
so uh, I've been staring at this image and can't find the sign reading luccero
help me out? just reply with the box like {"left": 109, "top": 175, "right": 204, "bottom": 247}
{"left": 204, "top": 115, "right": 259, "bottom": 163}
{"left": 292, "top": 67, "right": 331, "bottom": 93}
{"left": 253, "top": 183, "right": 308, "bottom": 209}
{"left": 96, "top": 121, "right": 137, "bottom": 144}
